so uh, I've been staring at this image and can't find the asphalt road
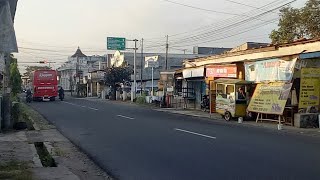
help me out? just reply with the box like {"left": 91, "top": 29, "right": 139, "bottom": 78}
{"left": 28, "top": 97, "right": 320, "bottom": 180}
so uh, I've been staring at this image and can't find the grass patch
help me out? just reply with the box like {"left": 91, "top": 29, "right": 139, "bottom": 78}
{"left": 34, "top": 142, "right": 57, "bottom": 167}
{"left": 0, "top": 161, "right": 33, "bottom": 180}
{"left": 19, "top": 103, "right": 35, "bottom": 130}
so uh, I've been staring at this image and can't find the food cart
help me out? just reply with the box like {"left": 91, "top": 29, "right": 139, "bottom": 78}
{"left": 214, "top": 78, "right": 253, "bottom": 121}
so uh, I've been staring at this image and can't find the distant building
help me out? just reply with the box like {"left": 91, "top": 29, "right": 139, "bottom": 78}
{"left": 57, "top": 47, "right": 106, "bottom": 91}
{"left": 193, "top": 46, "right": 231, "bottom": 55}
{"left": 229, "top": 42, "right": 269, "bottom": 53}
{"left": 108, "top": 51, "right": 205, "bottom": 92}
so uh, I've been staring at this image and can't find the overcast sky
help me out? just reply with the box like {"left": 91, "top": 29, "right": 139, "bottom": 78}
{"left": 13, "top": 0, "right": 307, "bottom": 71}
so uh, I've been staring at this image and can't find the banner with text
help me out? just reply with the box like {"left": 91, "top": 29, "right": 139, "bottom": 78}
{"left": 206, "top": 65, "right": 237, "bottom": 78}
{"left": 245, "top": 58, "right": 297, "bottom": 82}
{"left": 299, "top": 68, "right": 320, "bottom": 109}
{"left": 247, "top": 82, "right": 292, "bottom": 115}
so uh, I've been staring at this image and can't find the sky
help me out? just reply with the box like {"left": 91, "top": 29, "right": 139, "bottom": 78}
{"left": 13, "top": 0, "right": 307, "bottom": 72}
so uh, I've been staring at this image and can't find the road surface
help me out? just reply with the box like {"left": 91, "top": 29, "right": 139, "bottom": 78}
{"left": 29, "top": 97, "right": 320, "bottom": 180}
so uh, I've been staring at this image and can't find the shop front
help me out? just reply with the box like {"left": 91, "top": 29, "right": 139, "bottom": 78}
{"left": 293, "top": 52, "right": 320, "bottom": 128}
{"left": 205, "top": 64, "right": 241, "bottom": 113}
{"left": 181, "top": 66, "right": 206, "bottom": 109}
{"left": 245, "top": 56, "right": 320, "bottom": 128}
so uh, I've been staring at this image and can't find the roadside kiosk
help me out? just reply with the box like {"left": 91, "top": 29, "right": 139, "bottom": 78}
{"left": 214, "top": 78, "right": 253, "bottom": 121}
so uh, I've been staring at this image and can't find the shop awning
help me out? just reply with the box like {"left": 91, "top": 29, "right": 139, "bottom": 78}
{"left": 299, "top": 51, "right": 320, "bottom": 59}
{"left": 214, "top": 78, "right": 252, "bottom": 84}
{"left": 182, "top": 66, "right": 204, "bottom": 79}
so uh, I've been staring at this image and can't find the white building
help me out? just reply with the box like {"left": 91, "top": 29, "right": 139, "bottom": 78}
{"left": 57, "top": 47, "right": 106, "bottom": 91}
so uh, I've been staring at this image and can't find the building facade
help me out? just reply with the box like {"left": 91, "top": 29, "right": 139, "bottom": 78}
{"left": 57, "top": 47, "right": 107, "bottom": 92}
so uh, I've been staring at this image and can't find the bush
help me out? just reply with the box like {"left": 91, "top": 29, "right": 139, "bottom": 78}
{"left": 135, "top": 95, "right": 146, "bottom": 104}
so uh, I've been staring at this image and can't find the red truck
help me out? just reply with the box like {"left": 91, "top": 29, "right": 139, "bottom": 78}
{"left": 31, "top": 70, "right": 58, "bottom": 101}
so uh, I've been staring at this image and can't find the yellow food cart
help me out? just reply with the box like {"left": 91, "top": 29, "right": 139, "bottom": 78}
{"left": 214, "top": 78, "right": 253, "bottom": 121}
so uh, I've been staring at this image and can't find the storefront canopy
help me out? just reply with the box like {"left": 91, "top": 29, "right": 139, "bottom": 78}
{"left": 299, "top": 51, "right": 320, "bottom": 59}
{"left": 214, "top": 78, "right": 252, "bottom": 85}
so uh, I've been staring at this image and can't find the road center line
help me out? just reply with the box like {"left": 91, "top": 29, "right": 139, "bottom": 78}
{"left": 62, "top": 101, "right": 99, "bottom": 111}
{"left": 117, "top": 115, "right": 135, "bottom": 120}
{"left": 174, "top": 128, "right": 216, "bottom": 139}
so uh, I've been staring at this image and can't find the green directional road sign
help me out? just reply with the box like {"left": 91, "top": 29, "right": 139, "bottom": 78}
{"left": 107, "top": 37, "right": 126, "bottom": 50}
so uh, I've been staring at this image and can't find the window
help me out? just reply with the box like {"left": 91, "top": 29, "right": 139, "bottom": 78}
{"left": 226, "top": 85, "right": 234, "bottom": 95}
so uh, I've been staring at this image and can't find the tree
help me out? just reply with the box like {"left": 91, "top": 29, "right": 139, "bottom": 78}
{"left": 9, "top": 54, "right": 22, "bottom": 96}
{"left": 270, "top": 0, "right": 320, "bottom": 44}
{"left": 104, "top": 66, "right": 132, "bottom": 100}
{"left": 23, "top": 65, "right": 51, "bottom": 78}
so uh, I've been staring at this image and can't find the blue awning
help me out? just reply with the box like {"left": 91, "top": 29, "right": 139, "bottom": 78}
{"left": 299, "top": 51, "right": 320, "bottom": 59}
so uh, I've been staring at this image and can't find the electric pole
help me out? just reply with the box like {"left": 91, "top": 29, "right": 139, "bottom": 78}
{"left": 140, "top": 38, "right": 144, "bottom": 95}
{"left": 131, "top": 39, "right": 138, "bottom": 102}
{"left": 165, "top": 35, "right": 169, "bottom": 70}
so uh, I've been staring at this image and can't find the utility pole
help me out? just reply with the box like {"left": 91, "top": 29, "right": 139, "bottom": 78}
{"left": 130, "top": 39, "right": 138, "bottom": 102}
{"left": 140, "top": 38, "right": 144, "bottom": 95}
{"left": 2, "top": 53, "right": 11, "bottom": 129}
{"left": 165, "top": 35, "right": 169, "bottom": 70}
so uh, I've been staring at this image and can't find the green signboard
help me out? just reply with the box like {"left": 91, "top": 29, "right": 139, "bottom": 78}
{"left": 107, "top": 37, "right": 126, "bottom": 50}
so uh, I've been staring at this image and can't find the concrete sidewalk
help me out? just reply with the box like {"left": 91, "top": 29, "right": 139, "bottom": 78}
{"left": 0, "top": 103, "right": 113, "bottom": 180}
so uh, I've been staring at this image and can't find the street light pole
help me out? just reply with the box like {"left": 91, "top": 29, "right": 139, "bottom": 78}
{"left": 133, "top": 39, "right": 138, "bottom": 101}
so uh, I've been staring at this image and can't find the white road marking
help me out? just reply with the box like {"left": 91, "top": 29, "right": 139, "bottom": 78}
{"left": 174, "top": 128, "right": 216, "bottom": 139}
{"left": 62, "top": 101, "right": 99, "bottom": 111}
{"left": 117, "top": 115, "right": 135, "bottom": 120}
{"left": 87, "top": 107, "right": 99, "bottom": 111}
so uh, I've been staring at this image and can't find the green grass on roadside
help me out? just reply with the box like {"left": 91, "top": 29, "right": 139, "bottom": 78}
{"left": 19, "top": 103, "right": 35, "bottom": 130}
{"left": 0, "top": 161, "right": 33, "bottom": 180}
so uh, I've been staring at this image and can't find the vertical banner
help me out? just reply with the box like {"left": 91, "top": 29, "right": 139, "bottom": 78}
{"left": 299, "top": 68, "right": 320, "bottom": 109}
{"left": 247, "top": 82, "right": 292, "bottom": 115}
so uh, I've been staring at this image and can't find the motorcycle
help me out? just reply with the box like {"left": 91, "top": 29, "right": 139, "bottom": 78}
{"left": 26, "top": 94, "right": 32, "bottom": 103}
{"left": 59, "top": 93, "right": 64, "bottom": 101}
{"left": 200, "top": 95, "right": 210, "bottom": 112}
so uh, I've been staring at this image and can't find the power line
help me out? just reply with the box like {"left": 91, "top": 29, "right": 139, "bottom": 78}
{"left": 170, "top": 18, "right": 278, "bottom": 48}
{"left": 142, "top": 0, "right": 289, "bottom": 50}
{"left": 165, "top": 0, "right": 288, "bottom": 40}
{"left": 162, "top": 0, "right": 242, "bottom": 15}
{"left": 166, "top": 1, "right": 293, "bottom": 46}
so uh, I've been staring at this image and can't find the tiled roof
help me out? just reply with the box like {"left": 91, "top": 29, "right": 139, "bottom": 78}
{"left": 71, "top": 47, "right": 87, "bottom": 58}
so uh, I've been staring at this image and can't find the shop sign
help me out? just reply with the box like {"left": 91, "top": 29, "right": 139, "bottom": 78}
{"left": 244, "top": 58, "right": 297, "bottom": 82}
{"left": 299, "top": 68, "right": 320, "bottom": 109}
{"left": 206, "top": 65, "right": 237, "bottom": 78}
{"left": 182, "top": 67, "right": 204, "bottom": 78}
{"left": 247, "top": 82, "right": 292, "bottom": 115}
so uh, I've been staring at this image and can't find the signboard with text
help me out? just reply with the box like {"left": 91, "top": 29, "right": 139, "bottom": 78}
{"left": 244, "top": 58, "right": 297, "bottom": 82}
{"left": 247, "top": 82, "right": 292, "bottom": 115}
{"left": 206, "top": 65, "right": 237, "bottom": 78}
{"left": 145, "top": 56, "right": 159, "bottom": 68}
{"left": 107, "top": 37, "right": 126, "bottom": 50}
{"left": 299, "top": 68, "right": 320, "bottom": 109}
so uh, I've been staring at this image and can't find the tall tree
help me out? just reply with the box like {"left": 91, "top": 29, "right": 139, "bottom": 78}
{"left": 9, "top": 54, "right": 22, "bottom": 96}
{"left": 303, "top": 0, "right": 320, "bottom": 38}
{"left": 104, "top": 66, "right": 132, "bottom": 100}
{"left": 23, "top": 65, "right": 51, "bottom": 78}
{"left": 270, "top": 0, "right": 320, "bottom": 44}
